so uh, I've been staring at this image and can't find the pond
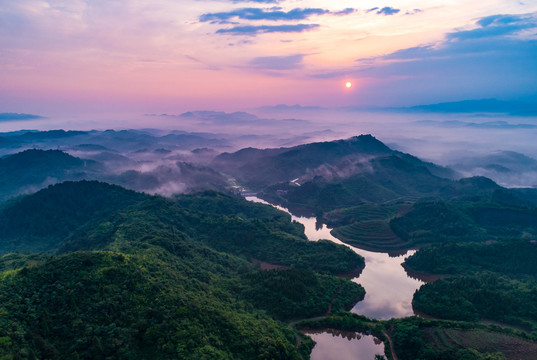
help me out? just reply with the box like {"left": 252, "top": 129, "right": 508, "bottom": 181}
{"left": 302, "top": 329, "right": 385, "bottom": 360}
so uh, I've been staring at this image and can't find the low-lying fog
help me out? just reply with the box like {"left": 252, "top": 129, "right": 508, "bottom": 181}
{"left": 1, "top": 107, "right": 537, "bottom": 189}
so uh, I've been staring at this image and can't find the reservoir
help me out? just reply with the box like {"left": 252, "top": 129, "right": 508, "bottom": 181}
{"left": 246, "top": 196, "right": 425, "bottom": 358}
{"left": 246, "top": 196, "right": 424, "bottom": 319}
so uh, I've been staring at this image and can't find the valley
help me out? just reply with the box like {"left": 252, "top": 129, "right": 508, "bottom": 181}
{"left": 5, "top": 1, "right": 537, "bottom": 358}
{"left": 1, "top": 131, "right": 537, "bottom": 359}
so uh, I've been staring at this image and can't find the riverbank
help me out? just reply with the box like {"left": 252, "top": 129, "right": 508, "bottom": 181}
{"left": 244, "top": 193, "right": 537, "bottom": 360}
{"left": 293, "top": 313, "right": 395, "bottom": 360}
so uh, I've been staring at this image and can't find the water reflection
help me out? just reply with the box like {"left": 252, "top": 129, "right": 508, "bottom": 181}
{"left": 246, "top": 196, "right": 424, "bottom": 320}
{"left": 303, "top": 329, "right": 385, "bottom": 360}
{"left": 304, "top": 328, "right": 364, "bottom": 341}
{"left": 350, "top": 249, "right": 423, "bottom": 319}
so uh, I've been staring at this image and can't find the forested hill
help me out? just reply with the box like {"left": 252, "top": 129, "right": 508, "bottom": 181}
{"left": 0, "top": 180, "right": 365, "bottom": 359}
{"left": 0, "top": 180, "right": 148, "bottom": 253}
{"left": 212, "top": 134, "right": 457, "bottom": 190}
{"left": 0, "top": 149, "right": 97, "bottom": 201}
{"left": 211, "top": 134, "right": 537, "bottom": 252}
{"left": 0, "top": 181, "right": 363, "bottom": 274}
{"left": 212, "top": 135, "right": 396, "bottom": 188}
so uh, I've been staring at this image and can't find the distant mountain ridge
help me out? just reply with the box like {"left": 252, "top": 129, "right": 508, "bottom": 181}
{"left": 0, "top": 148, "right": 230, "bottom": 201}
{"left": 213, "top": 134, "right": 457, "bottom": 191}
{"left": 213, "top": 135, "right": 401, "bottom": 188}
{"left": 450, "top": 150, "right": 537, "bottom": 188}
{"left": 405, "top": 98, "right": 537, "bottom": 116}
{"left": 16, "top": 130, "right": 88, "bottom": 140}
{"left": 212, "top": 134, "right": 537, "bottom": 251}
{"left": 258, "top": 98, "right": 537, "bottom": 116}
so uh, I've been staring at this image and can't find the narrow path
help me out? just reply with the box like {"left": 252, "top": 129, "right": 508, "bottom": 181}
{"left": 382, "top": 324, "right": 398, "bottom": 360}
{"left": 289, "top": 316, "right": 328, "bottom": 360}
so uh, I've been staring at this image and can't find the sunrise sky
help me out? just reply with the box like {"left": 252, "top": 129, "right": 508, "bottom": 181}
{"left": 1, "top": 0, "right": 536, "bottom": 115}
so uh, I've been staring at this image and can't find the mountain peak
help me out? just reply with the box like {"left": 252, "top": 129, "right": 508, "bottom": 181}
{"left": 332, "top": 134, "right": 393, "bottom": 154}
{"left": 213, "top": 134, "right": 394, "bottom": 189}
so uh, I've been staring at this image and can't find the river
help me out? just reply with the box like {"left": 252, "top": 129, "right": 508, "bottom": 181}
{"left": 246, "top": 196, "right": 425, "bottom": 358}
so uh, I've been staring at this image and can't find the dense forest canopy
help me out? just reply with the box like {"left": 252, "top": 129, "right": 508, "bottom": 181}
{"left": 0, "top": 181, "right": 364, "bottom": 359}
{"left": 2, "top": 133, "right": 537, "bottom": 359}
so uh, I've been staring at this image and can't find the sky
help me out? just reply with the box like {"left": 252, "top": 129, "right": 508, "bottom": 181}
{"left": 1, "top": 0, "right": 537, "bottom": 116}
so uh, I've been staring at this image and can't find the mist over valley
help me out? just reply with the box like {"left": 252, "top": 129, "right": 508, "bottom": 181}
{"left": 2, "top": 0, "right": 537, "bottom": 358}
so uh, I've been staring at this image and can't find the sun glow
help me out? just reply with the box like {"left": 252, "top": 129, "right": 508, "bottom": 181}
{"left": 345, "top": 81, "right": 352, "bottom": 88}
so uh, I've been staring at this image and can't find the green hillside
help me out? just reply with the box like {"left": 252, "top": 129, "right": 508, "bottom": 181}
{"left": 0, "top": 181, "right": 365, "bottom": 359}
{"left": 317, "top": 188, "right": 537, "bottom": 251}
{"left": 0, "top": 181, "right": 147, "bottom": 252}
{"left": 413, "top": 273, "right": 537, "bottom": 331}
{"left": 391, "top": 197, "right": 537, "bottom": 246}
{"left": 405, "top": 239, "right": 537, "bottom": 332}
{"left": 405, "top": 240, "right": 537, "bottom": 276}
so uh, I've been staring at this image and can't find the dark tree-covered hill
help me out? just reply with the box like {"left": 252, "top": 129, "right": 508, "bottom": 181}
{"left": 0, "top": 180, "right": 365, "bottom": 359}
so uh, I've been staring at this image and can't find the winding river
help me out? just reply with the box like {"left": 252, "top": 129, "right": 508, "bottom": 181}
{"left": 246, "top": 196, "right": 425, "bottom": 358}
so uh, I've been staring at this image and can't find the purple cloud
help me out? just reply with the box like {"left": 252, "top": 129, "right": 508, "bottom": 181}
{"left": 216, "top": 24, "right": 320, "bottom": 35}
{"left": 0, "top": 113, "right": 45, "bottom": 121}
{"left": 449, "top": 13, "right": 537, "bottom": 40}
{"left": 335, "top": 8, "right": 356, "bottom": 16}
{"left": 376, "top": 7, "right": 400, "bottom": 16}
{"left": 231, "top": 0, "right": 281, "bottom": 3}
{"left": 200, "top": 7, "right": 356, "bottom": 22}
{"left": 249, "top": 54, "right": 304, "bottom": 70}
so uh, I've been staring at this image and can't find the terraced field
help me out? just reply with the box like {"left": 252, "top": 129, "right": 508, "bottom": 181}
{"left": 326, "top": 203, "right": 411, "bottom": 224}
{"left": 326, "top": 203, "right": 413, "bottom": 249}
{"left": 328, "top": 203, "right": 397, "bottom": 222}
{"left": 332, "top": 219, "right": 407, "bottom": 249}
{"left": 424, "top": 328, "right": 537, "bottom": 359}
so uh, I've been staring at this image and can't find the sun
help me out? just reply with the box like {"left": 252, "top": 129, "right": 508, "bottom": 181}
{"left": 345, "top": 81, "right": 352, "bottom": 89}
